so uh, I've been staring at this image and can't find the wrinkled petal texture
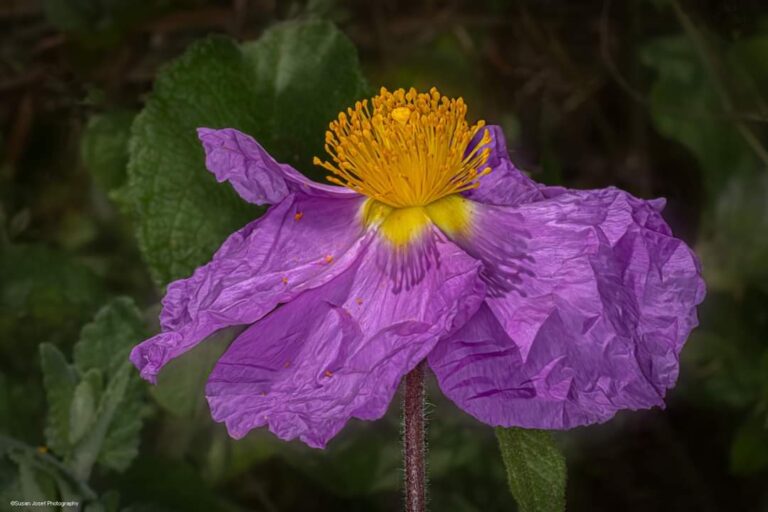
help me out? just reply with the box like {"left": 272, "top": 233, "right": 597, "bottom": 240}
{"left": 206, "top": 232, "right": 485, "bottom": 448}
{"left": 463, "top": 125, "right": 544, "bottom": 207}
{"left": 198, "top": 127, "right": 357, "bottom": 204}
{"left": 130, "top": 191, "right": 367, "bottom": 382}
{"left": 430, "top": 187, "right": 705, "bottom": 429}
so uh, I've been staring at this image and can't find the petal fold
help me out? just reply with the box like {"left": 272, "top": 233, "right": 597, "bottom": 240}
{"left": 198, "top": 128, "right": 357, "bottom": 204}
{"left": 206, "top": 233, "right": 485, "bottom": 448}
{"left": 463, "top": 125, "right": 544, "bottom": 206}
{"left": 130, "top": 192, "right": 367, "bottom": 382}
{"left": 431, "top": 187, "right": 705, "bottom": 429}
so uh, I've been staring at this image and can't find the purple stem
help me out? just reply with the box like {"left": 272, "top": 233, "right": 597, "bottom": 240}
{"left": 403, "top": 360, "right": 426, "bottom": 512}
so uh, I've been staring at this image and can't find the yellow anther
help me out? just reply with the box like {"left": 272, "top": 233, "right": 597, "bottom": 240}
{"left": 314, "top": 87, "right": 491, "bottom": 208}
{"left": 391, "top": 106, "right": 411, "bottom": 124}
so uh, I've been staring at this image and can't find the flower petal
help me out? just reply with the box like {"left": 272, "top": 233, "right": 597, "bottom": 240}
{"left": 198, "top": 127, "right": 357, "bottom": 204}
{"left": 430, "top": 187, "right": 705, "bottom": 429}
{"left": 463, "top": 125, "right": 544, "bottom": 206}
{"left": 205, "top": 233, "right": 485, "bottom": 448}
{"left": 130, "top": 192, "right": 367, "bottom": 382}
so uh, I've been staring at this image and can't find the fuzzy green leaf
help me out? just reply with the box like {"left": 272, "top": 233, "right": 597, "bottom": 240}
{"left": 496, "top": 428, "right": 566, "bottom": 512}
{"left": 97, "top": 376, "right": 144, "bottom": 472}
{"left": 68, "top": 369, "right": 102, "bottom": 445}
{"left": 39, "top": 343, "right": 78, "bottom": 457}
{"left": 69, "top": 297, "right": 147, "bottom": 475}
{"left": 81, "top": 110, "right": 136, "bottom": 192}
{"left": 68, "top": 362, "right": 132, "bottom": 481}
{"left": 16, "top": 453, "right": 56, "bottom": 512}
{"left": 241, "top": 20, "right": 370, "bottom": 171}
{"left": 73, "top": 296, "right": 145, "bottom": 375}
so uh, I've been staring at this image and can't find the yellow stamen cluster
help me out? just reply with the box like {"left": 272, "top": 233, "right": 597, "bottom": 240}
{"left": 313, "top": 87, "right": 492, "bottom": 208}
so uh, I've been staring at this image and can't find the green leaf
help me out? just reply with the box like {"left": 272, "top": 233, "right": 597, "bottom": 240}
{"left": 16, "top": 453, "right": 56, "bottom": 512}
{"left": 241, "top": 20, "right": 370, "bottom": 170}
{"left": 68, "top": 369, "right": 102, "bottom": 445}
{"left": 73, "top": 296, "right": 146, "bottom": 375}
{"left": 496, "top": 428, "right": 566, "bottom": 512}
{"left": 97, "top": 376, "right": 144, "bottom": 472}
{"left": 125, "top": 20, "right": 368, "bottom": 285}
{"left": 40, "top": 343, "right": 78, "bottom": 457}
{"left": 150, "top": 331, "right": 231, "bottom": 418}
{"left": 203, "top": 429, "right": 279, "bottom": 484}
{"left": 81, "top": 110, "right": 136, "bottom": 192}
{"left": 124, "top": 35, "right": 264, "bottom": 286}
{"left": 69, "top": 297, "right": 148, "bottom": 475}
{"left": 1, "top": 434, "right": 98, "bottom": 502}
{"left": 68, "top": 363, "right": 132, "bottom": 481}
{"left": 37, "top": 298, "right": 148, "bottom": 477}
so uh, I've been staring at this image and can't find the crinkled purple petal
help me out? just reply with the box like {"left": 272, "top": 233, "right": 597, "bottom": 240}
{"left": 205, "top": 233, "right": 485, "bottom": 448}
{"left": 463, "top": 125, "right": 544, "bottom": 206}
{"left": 130, "top": 192, "right": 367, "bottom": 382}
{"left": 430, "top": 187, "right": 705, "bottom": 429}
{"left": 198, "top": 128, "right": 357, "bottom": 204}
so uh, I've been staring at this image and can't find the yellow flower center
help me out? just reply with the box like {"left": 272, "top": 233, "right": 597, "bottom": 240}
{"left": 313, "top": 87, "right": 492, "bottom": 208}
{"left": 361, "top": 194, "right": 475, "bottom": 247}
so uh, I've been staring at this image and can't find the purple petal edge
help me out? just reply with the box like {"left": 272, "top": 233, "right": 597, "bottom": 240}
{"left": 430, "top": 186, "right": 705, "bottom": 429}
{"left": 197, "top": 127, "right": 358, "bottom": 205}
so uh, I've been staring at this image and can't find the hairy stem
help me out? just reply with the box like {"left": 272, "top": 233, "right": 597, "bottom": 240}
{"left": 403, "top": 361, "right": 426, "bottom": 512}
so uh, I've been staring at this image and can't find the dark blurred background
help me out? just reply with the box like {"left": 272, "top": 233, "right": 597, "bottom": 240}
{"left": 1, "top": 1, "right": 767, "bottom": 511}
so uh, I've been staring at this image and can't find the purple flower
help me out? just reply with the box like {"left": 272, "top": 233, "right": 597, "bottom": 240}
{"left": 130, "top": 87, "right": 705, "bottom": 448}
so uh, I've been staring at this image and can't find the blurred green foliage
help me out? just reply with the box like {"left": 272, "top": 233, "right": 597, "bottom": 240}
{"left": 639, "top": 5, "right": 768, "bottom": 484}
{"left": 0, "top": 246, "right": 106, "bottom": 350}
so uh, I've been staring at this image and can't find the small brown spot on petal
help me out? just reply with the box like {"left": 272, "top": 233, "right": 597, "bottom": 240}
{"left": 281, "top": 276, "right": 289, "bottom": 285}
{"left": 284, "top": 361, "right": 291, "bottom": 368}
{"left": 324, "top": 370, "right": 334, "bottom": 377}
{"left": 324, "top": 254, "right": 334, "bottom": 264}
{"left": 294, "top": 211, "right": 304, "bottom": 221}
{"left": 355, "top": 297, "right": 363, "bottom": 305}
